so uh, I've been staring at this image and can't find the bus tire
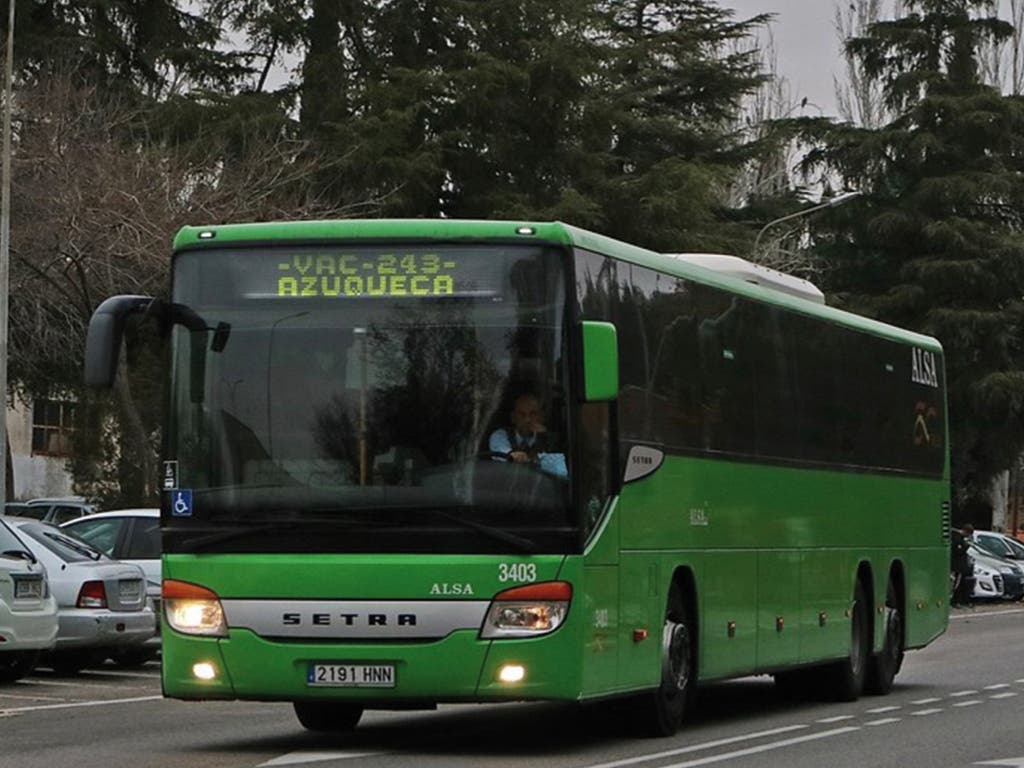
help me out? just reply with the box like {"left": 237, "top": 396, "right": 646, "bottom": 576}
{"left": 865, "top": 579, "right": 904, "bottom": 695}
{"left": 293, "top": 701, "right": 364, "bottom": 732}
{"left": 637, "top": 581, "right": 696, "bottom": 736}
{"left": 827, "top": 579, "right": 870, "bottom": 702}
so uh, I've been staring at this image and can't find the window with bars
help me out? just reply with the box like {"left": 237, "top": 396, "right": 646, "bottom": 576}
{"left": 31, "top": 399, "right": 77, "bottom": 456}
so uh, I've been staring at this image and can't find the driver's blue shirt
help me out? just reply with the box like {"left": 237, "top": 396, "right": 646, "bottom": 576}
{"left": 488, "top": 429, "right": 567, "bottom": 479}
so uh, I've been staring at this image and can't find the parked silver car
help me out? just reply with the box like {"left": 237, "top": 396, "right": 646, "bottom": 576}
{"left": 0, "top": 518, "right": 58, "bottom": 682}
{"left": 3, "top": 517, "right": 155, "bottom": 674}
{"left": 61, "top": 508, "right": 160, "bottom": 666}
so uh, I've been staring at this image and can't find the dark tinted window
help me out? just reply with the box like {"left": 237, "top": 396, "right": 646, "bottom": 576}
{"left": 5, "top": 504, "right": 46, "bottom": 520}
{"left": 575, "top": 249, "right": 945, "bottom": 477}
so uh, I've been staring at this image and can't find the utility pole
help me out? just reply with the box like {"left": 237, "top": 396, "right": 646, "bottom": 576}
{"left": 0, "top": 0, "right": 14, "bottom": 504}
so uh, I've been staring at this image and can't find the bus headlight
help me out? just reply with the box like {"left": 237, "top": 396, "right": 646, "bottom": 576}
{"left": 163, "top": 579, "right": 227, "bottom": 637}
{"left": 481, "top": 581, "right": 571, "bottom": 639}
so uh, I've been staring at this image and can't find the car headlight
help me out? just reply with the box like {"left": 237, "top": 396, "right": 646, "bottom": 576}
{"left": 163, "top": 579, "right": 227, "bottom": 637}
{"left": 480, "top": 581, "right": 571, "bottom": 639}
{"left": 976, "top": 566, "right": 995, "bottom": 578}
{"left": 999, "top": 566, "right": 1015, "bottom": 575}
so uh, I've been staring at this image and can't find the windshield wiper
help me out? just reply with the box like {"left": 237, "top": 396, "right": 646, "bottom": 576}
{"left": 423, "top": 510, "right": 535, "bottom": 553}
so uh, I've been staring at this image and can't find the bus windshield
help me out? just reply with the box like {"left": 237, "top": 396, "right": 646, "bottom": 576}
{"left": 165, "top": 243, "right": 575, "bottom": 554}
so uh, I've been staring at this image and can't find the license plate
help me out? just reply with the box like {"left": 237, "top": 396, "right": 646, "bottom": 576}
{"left": 14, "top": 577, "right": 42, "bottom": 599}
{"left": 307, "top": 664, "right": 396, "bottom": 688}
{"left": 119, "top": 581, "right": 141, "bottom": 599}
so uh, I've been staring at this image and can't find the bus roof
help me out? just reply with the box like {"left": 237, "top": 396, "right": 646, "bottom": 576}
{"left": 173, "top": 218, "right": 942, "bottom": 353}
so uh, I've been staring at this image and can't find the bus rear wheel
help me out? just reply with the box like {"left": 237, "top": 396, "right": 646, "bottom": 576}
{"left": 637, "top": 582, "right": 695, "bottom": 736}
{"left": 827, "top": 579, "right": 870, "bottom": 701}
{"left": 865, "top": 580, "right": 903, "bottom": 695}
{"left": 293, "top": 701, "right": 364, "bottom": 732}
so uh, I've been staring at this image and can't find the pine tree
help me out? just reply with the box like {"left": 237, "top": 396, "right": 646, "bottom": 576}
{"left": 279, "top": 0, "right": 769, "bottom": 251}
{"left": 803, "top": 0, "right": 1024, "bottom": 522}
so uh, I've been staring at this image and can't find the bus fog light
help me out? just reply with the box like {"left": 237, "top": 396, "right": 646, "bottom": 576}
{"left": 192, "top": 662, "right": 217, "bottom": 680}
{"left": 498, "top": 664, "right": 526, "bottom": 683}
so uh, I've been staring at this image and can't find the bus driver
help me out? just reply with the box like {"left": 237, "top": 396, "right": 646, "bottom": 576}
{"left": 488, "top": 392, "right": 567, "bottom": 479}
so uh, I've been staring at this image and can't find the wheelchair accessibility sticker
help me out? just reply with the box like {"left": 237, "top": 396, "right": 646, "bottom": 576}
{"left": 170, "top": 489, "right": 193, "bottom": 517}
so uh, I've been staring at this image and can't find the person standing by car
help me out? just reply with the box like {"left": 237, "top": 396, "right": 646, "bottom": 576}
{"left": 951, "top": 525, "right": 974, "bottom": 607}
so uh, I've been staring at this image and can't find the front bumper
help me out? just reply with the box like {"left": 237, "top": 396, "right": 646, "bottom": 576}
{"left": 56, "top": 607, "right": 156, "bottom": 650}
{"left": 162, "top": 625, "right": 582, "bottom": 703}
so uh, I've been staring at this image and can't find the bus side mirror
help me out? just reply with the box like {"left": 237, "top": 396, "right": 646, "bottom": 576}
{"left": 84, "top": 295, "right": 156, "bottom": 387}
{"left": 581, "top": 321, "right": 618, "bottom": 402}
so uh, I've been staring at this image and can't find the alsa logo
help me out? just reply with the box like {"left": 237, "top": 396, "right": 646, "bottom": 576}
{"left": 911, "top": 348, "right": 939, "bottom": 388}
{"left": 430, "top": 583, "right": 474, "bottom": 595}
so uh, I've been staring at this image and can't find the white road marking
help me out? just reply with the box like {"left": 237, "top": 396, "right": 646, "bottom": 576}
{"left": 76, "top": 669, "right": 161, "bottom": 680}
{"left": 258, "top": 752, "right": 383, "bottom": 767}
{"left": 18, "top": 678, "right": 135, "bottom": 690}
{"left": 975, "top": 759, "right": 1024, "bottom": 767}
{"left": 865, "top": 706, "right": 900, "bottom": 714}
{"left": 990, "top": 692, "right": 1018, "bottom": 700}
{"left": 954, "top": 700, "right": 984, "bottom": 707}
{"left": 951, "top": 690, "right": 980, "bottom": 697}
{"left": 911, "top": 697, "right": 941, "bottom": 705}
{"left": 816, "top": 715, "right": 855, "bottom": 723}
{"left": 581, "top": 725, "right": 810, "bottom": 768}
{"left": 0, "top": 692, "right": 66, "bottom": 702}
{"left": 911, "top": 708, "right": 943, "bottom": 716}
{"left": 984, "top": 684, "right": 1011, "bottom": 690}
{"left": 951, "top": 608, "right": 1024, "bottom": 619}
{"left": 865, "top": 718, "right": 901, "bottom": 727}
{"left": 649, "top": 727, "right": 860, "bottom": 768}
{"left": 0, "top": 694, "right": 162, "bottom": 714}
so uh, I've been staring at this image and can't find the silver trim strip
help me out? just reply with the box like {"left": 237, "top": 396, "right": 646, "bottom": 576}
{"left": 222, "top": 599, "right": 491, "bottom": 640}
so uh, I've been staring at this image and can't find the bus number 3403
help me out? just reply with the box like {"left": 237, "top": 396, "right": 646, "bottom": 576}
{"left": 498, "top": 563, "right": 537, "bottom": 583}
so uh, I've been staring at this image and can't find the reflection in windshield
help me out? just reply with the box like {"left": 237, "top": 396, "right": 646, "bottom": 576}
{"left": 168, "top": 245, "right": 575, "bottom": 553}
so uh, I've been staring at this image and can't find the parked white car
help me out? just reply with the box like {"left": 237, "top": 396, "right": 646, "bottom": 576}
{"left": 973, "top": 530, "right": 1024, "bottom": 563}
{"left": 0, "top": 518, "right": 58, "bottom": 682}
{"left": 3, "top": 518, "right": 155, "bottom": 675}
{"left": 969, "top": 542, "right": 1024, "bottom": 600}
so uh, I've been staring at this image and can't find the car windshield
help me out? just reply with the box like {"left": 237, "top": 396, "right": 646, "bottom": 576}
{"left": 167, "top": 243, "right": 576, "bottom": 554}
{"left": 17, "top": 522, "right": 105, "bottom": 562}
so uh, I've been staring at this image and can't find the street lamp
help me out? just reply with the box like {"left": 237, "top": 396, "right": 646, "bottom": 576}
{"left": 752, "top": 190, "right": 863, "bottom": 257}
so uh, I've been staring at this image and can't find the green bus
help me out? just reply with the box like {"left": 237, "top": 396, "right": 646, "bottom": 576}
{"left": 84, "top": 220, "right": 949, "bottom": 736}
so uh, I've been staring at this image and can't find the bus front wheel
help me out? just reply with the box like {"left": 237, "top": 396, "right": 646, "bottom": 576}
{"left": 293, "top": 701, "right": 364, "bottom": 732}
{"left": 638, "top": 582, "right": 696, "bottom": 736}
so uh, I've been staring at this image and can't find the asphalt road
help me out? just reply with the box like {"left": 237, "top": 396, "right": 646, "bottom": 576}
{"left": 3, "top": 604, "right": 1023, "bottom": 768}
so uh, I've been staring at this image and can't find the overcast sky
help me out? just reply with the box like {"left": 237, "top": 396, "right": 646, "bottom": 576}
{"left": 725, "top": 1, "right": 843, "bottom": 117}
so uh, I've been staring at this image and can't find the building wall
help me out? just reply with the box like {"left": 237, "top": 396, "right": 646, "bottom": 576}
{"left": 7, "top": 396, "right": 74, "bottom": 500}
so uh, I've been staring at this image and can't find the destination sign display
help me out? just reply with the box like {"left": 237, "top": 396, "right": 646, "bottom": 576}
{"left": 180, "top": 244, "right": 552, "bottom": 305}
{"left": 275, "top": 252, "right": 461, "bottom": 298}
